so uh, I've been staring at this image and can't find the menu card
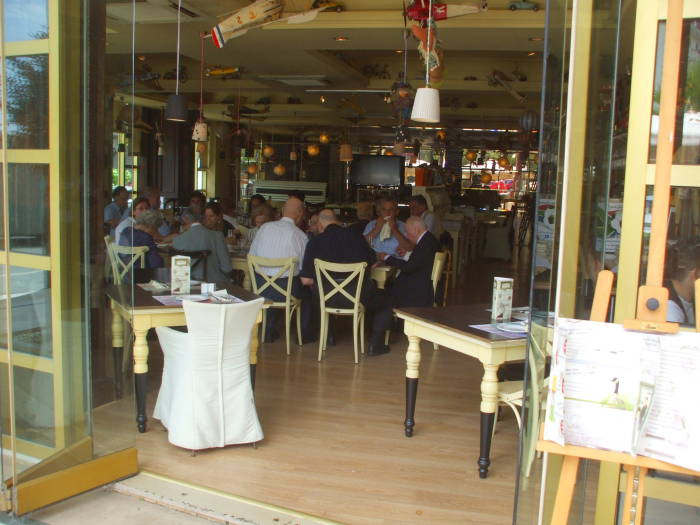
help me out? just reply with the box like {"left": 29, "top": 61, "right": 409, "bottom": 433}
{"left": 544, "top": 318, "right": 700, "bottom": 472}
{"left": 171, "top": 255, "right": 190, "bottom": 294}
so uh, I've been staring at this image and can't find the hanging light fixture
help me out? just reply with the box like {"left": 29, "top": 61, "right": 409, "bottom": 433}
{"left": 262, "top": 145, "right": 275, "bottom": 158}
{"left": 411, "top": 0, "right": 440, "bottom": 123}
{"left": 339, "top": 143, "right": 353, "bottom": 162}
{"left": 165, "top": 0, "right": 188, "bottom": 122}
{"left": 307, "top": 143, "right": 320, "bottom": 156}
{"left": 319, "top": 132, "right": 330, "bottom": 144}
{"left": 273, "top": 163, "right": 287, "bottom": 176}
{"left": 192, "top": 34, "right": 208, "bottom": 141}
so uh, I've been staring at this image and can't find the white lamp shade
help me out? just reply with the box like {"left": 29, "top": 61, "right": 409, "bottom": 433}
{"left": 411, "top": 87, "right": 440, "bottom": 123}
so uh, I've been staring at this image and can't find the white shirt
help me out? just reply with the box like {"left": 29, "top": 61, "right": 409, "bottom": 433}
{"left": 249, "top": 217, "right": 308, "bottom": 277}
{"left": 667, "top": 296, "right": 695, "bottom": 326}
{"left": 114, "top": 216, "right": 135, "bottom": 245}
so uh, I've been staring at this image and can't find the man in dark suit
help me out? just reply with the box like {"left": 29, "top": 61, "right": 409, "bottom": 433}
{"left": 301, "top": 209, "right": 376, "bottom": 342}
{"left": 368, "top": 216, "right": 441, "bottom": 356}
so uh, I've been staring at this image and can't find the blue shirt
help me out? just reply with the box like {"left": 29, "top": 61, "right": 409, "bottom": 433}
{"left": 362, "top": 218, "right": 407, "bottom": 257}
{"left": 119, "top": 227, "right": 163, "bottom": 270}
{"left": 104, "top": 202, "right": 126, "bottom": 237}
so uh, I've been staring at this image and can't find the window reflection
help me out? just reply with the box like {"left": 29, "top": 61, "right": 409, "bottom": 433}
{"left": 6, "top": 55, "right": 49, "bottom": 150}
{"left": 9, "top": 163, "right": 49, "bottom": 255}
{"left": 3, "top": 0, "right": 48, "bottom": 42}
{"left": 649, "top": 19, "right": 700, "bottom": 165}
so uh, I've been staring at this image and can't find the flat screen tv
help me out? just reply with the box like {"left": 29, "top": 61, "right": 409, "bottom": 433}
{"left": 349, "top": 155, "right": 405, "bottom": 186}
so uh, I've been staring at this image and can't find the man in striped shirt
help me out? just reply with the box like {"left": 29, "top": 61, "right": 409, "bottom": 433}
{"left": 249, "top": 195, "right": 312, "bottom": 342}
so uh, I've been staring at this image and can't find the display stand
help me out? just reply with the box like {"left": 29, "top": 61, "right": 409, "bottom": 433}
{"left": 535, "top": 1, "right": 700, "bottom": 523}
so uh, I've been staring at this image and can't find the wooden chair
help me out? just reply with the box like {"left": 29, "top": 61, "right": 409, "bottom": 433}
{"left": 168, "top": 248, "right": 211, "bottom": 281}
{"left": 386, "top": 251, "right": 447, "bottom": 347}
{"left": 107, "top": 242, "right": 148, "bottom": 284}
{"left": 247, "top": 255, "right": 302, "bottom": 355}
{"left": 314, "top": 260, "right": 367, "bottom": 364}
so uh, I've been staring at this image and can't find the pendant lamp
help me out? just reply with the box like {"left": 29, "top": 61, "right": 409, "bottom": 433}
{"left": 411, "top": 0, "right": 440, "bottom": 123}
{"left": 339, "top": 143, "right": 353, "bottom": 162}
{"left": 166, "top": 0, "right": 188, "bottom": 122}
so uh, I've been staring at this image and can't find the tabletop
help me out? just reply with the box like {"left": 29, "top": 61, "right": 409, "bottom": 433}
{"left": 394, "top": 303, "right": 527, "bottom": 343}
{"left": 105, "top": 281, "right": 259, "bottom": 310}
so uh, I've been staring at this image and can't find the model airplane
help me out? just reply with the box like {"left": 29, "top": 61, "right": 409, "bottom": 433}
{"left": 406, "top": 0, "right": 487, "bottom": 22}
{"left": 210, "top": 0, "right": 343, "bottom": 48}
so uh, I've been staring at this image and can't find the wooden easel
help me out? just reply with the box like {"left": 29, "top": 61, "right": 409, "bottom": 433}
{"left": 536, "top": 1, "right": 700, "bottom": 523}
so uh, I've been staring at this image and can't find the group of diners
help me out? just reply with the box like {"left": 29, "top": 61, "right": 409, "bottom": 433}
{"left": 105, "top": 187, "right": 445, "bottom": 354}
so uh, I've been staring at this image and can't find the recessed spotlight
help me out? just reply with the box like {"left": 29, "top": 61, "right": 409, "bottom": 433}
{"left": 528, "top": 37, "right": 544, "bottom": 42}
{"left": 527, "top": 52, "right": 537, "bottom": 56}
{"left": 334, "top": 35, "right": 349, "bottom": 41}
{"left": 320, "top": 95, "right": 327, "bottom": 103}
{"left": 395, "top": 49, "right": 404, "bottom": 54}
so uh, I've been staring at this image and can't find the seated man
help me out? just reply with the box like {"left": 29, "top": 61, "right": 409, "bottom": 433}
{"left": 141, "top": 186, "right": 172, "bottom": 238}
{"left": 363, "top": 196, "right": 413, "bottom": 257}
{"left": 115, "top": 196, "right": 150, "bottom": 245}
{"left": 249, "top": 196, "right": 312, "bottom": 342}
{"left": 368, "top": 216, "right": 441, "bottom": 356}
{"left": 665, "top": 241, "right": 700, "bottom": 327}
{"left": 408, "top": 194, "right": 441, "bottom": 236}
{"left": 104, "top": 186, "right": 129, "bottom": 237}
{"left": 172, "top": 207, "right": 232, "bottom": 283}
{"left": 301, "top": 208, "right": 376, "bottom": 306}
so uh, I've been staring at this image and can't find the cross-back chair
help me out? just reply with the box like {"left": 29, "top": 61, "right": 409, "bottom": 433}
{"left": 314, "top": 259, "right": 367, "bottom": 364}
{"left": 247, "top": 255, "right": 302, "bottom": 355}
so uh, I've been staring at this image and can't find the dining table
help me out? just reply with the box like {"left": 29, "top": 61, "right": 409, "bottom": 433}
{"left": 394, "top": 303, "right": 528, "bottom": 478}
{"left": 106, "top": 279, "right": 264, "bottom": 433}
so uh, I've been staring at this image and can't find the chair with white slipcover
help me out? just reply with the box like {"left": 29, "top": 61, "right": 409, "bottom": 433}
{"left": 154, "top": 297, "right": 265, "bottom": 451}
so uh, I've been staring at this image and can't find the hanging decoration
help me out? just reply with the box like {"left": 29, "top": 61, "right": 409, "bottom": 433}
{"left": 273, "top": 163, "right": 286, "bottom": 176}
{"left": 192, "top": 34, "right": 209, "bottom": 142}
{"left": 497, "top": 156, "right": 510, "bottom": 169}
{"left": 247, "top": 164, "right": 259, "bottom": 175}
{"left": 465, "top": 150, "right": 477, "bottom": 162}
{"left": 307, "top": 143, "right": 320, "bottom": 156}
{"left": 262, "top": 145, "right": 275, "bottom": 158}
{"left": 319, "top": 132, "right": 331, "bottom": 144}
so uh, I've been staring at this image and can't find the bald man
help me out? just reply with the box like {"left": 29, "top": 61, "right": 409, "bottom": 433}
{"left": 249, "top": 195, "right": 313, "bottom": 342}
{"left": 369, "top": 216, "right": 441, "bottom": 356}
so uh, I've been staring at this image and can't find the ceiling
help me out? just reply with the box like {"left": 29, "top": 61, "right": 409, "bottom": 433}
{"left": 105, "top": 0, "right": 545, "bottom": 139}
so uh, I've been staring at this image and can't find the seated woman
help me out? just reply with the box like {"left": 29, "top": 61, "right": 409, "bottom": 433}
{"left": 118, "top": 209, "right": 164, "bottom": 270}
{"left": 665, "top": 240, "right": 700, "bottom": 327}
{"left": 247, "top": 204, "right": 274, "bottom": 244}
{"left": 203, "top": 202, "right": 236, "bottom": 238}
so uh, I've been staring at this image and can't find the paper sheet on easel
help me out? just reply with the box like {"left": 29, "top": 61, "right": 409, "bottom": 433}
{"left": 544, "top": 318, "right": 700, "bottom": 472}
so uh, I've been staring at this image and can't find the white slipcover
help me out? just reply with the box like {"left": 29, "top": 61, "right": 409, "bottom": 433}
{"left": 154, "top": 297, "right": 265, "bottom": 450}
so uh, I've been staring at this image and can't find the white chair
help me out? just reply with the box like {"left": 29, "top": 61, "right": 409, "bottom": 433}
{"left": 107, "top": 240, "right": 148, "bottom": 284}
{"left": 247, "top": 255, "right": 302, "bottom": 355}
{"left": 153, "top": 297, "right": 265, "bottom": 451}
{"left": 314, "top": 260, "right": 367, "bottom": 364}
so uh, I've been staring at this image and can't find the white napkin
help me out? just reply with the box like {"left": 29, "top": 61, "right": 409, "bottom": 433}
{"left": 379, "top": 219, "right": 392, "bottom": 241}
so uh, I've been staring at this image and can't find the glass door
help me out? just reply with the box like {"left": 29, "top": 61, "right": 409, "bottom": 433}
{"left": 0, "top": 0, "right": 138, "bottom": 514}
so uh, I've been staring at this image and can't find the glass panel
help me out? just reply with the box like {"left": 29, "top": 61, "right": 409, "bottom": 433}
{"left": 640, "top": 185, "right": 700, "bottom": 328}
{"left": 9, "top": 163, "right": 49, "bottom": 255}
{"left": 13, "top": 366, "right": 54, "bottom": 449}
{"left": 3, "top": 0, "right": 48, "bottom": 42}
{"left": 0, "top": 267, "right": 52, "bottom": 358}
{"left": 649, "top": 19, "right": 700, "bottom": 165}
{"left": 0, "top": 166, "right": 5, "bottom": 251}
{"left": 6, "top": 54, "right": 49, "bottom": 150}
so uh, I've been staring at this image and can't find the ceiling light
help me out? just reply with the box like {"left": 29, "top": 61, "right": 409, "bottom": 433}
{"left": 528, "top": 37, "right": 544, "bottom": 42}
{"left": 395, "top": 50, "right": 404, "bottom": 54}
{"left": 334, "top": 35, "right": 349, "bottom": 41}
{"left": 320, "top": 95, "right": 326, "bottom": 103}
{"left": 528, "top": 52, "right": 537, "bottom": 56}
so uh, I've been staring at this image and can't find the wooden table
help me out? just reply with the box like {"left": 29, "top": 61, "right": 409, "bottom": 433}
{"left": 394, "top": 304, "right": 527, "bottom": 478}
{"left": 106, "top": 282, "right": 263, "bottom": 433}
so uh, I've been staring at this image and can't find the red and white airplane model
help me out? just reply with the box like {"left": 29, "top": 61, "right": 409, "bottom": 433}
{"left": 210, "top": 0, "right": 342, "bottom": 48}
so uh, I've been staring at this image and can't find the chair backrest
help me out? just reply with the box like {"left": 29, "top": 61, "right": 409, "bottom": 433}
{"left": 108, "top": 242, "right": 148, "bottom": 284}
{"left": 183, "top": 297, "right": 265, "bottom": 369}
{"left": 169, "top": 248, "right": 211, "bottom": 281}
{"left": 104, "top": 235, "right": 118, "bottom": 282}
{"left": 431, "top": 251, "right": 447, "bottom": 298}
{"left": 314, "top": 259, "right": 367, "bottom": 312}
{"left": 247, "top": 255, "right": 297, "bottom": 305}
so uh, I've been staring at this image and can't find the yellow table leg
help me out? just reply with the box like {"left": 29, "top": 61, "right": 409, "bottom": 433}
{"left": 110, "top": 300, "right": 125, "bottom": 398}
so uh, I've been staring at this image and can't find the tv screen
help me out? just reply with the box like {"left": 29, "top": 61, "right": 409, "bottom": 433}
{"left": 349, "top": 155, "right": 405, "bottom": 186}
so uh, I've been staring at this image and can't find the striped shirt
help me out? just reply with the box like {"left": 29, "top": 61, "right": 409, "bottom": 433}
{"left": 249, "top": 217, "right": 308, "bottom": 277}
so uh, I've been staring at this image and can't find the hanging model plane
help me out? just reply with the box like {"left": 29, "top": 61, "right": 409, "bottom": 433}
{"left": 210, "top": 0, "right": 343, "bottom": 49}
{"left": 405, "top": 0, "right": 487, "bottom": 22}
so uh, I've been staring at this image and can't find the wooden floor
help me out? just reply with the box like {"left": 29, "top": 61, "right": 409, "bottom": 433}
{"left": 92, "top": 256, "right": 530, "bottom": 524}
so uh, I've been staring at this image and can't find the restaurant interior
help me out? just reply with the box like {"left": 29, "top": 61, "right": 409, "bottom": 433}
{"left": 4, "top": 0, "right": 700, "bottom": 523}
